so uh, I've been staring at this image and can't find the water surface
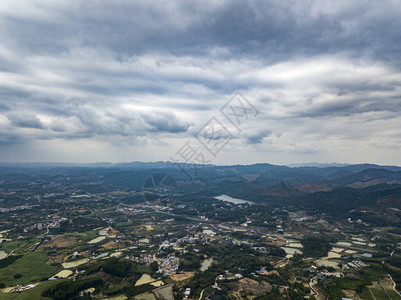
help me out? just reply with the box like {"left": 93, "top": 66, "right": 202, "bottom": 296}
{"left": 214, "top": 194, "right": 253, "bottom": 205}
{"left": 200, "top": 258, "right": 213, "bottom": 271}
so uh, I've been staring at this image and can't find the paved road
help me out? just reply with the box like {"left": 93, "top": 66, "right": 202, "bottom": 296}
{"left": 309, "top": 277, "right": 326, "bottom": 300}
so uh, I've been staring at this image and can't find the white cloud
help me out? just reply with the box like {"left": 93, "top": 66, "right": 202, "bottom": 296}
{"left": 0, "top": 0, "right": 400, "bottom": 165}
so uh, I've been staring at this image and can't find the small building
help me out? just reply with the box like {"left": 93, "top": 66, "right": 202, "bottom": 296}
{"left": 79, "top": 287, "right": 95, "bottom": 296}
{"left": 184, "top": 288, "right": 191, "bottom": 299}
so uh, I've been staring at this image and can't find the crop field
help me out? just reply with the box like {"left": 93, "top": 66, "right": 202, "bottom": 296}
{"left": 0, "top": 251, "right": 59, "bottom": 286}
{"left": 170, "top": 272, "right": 194, "bottom": 282}
{"left": 0, "top": 251, "right": 59, "bottom": 285}
{"left": 0, "top": 279, "right": 67, "bottom": 300}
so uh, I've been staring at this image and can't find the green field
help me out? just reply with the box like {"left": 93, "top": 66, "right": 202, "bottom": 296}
{"left": 387, "top": 290, "right": 401, "bottom": 299}
{"left": 0, "top": 236, "right": 47, "bottom": 254}
{"left": 0, "top": 279, "right": 66, "bottom": 300}
{"left": 0, "top": 251, "right": 59, "bottom": 286}
{"left": 81, "top": 230, "right": 98, "bottom": 242}
{"left": 360, "top": 287, "right": 401, "bottom": 300}
{"left": 0, "top": 241, "right": 31, "bottom": 255}
{"left": 55, "top": 230, "right": 98, "bottom": 249}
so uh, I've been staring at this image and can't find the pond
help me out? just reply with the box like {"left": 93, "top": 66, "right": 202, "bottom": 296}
{"left": 200, "top": 258, "right": 213, "bottom": 271}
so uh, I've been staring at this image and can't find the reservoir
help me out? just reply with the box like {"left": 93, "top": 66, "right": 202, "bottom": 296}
{"left": 214, "top": 194, "right": 253, "bottom": 205}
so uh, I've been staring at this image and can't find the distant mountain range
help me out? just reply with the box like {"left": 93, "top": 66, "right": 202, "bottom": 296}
{"left": 286, "top": 162, "right": 350, "bottom": 168}
{"left": 1, "top": 161, "right": 401, "bottom": 225}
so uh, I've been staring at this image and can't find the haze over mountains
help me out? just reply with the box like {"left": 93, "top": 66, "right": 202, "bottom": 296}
{"left": 1, "top": 161, "right": 401, "bottom": 225}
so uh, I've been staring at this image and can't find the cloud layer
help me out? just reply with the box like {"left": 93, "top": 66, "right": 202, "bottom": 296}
{"left": 0, "top": 0, "right": 400, "bottom": 165}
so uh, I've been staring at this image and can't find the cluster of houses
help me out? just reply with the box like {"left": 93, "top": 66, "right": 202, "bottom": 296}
{"left": 217, "top": 273, "right": 243, "bottom": 281}
{"left": 241, "top": 218, "right": 252, "bottom": 227}
{"left": 160, "top": 234, "right": 205, "bottom": 248}
{"left": 23, "top": 217, "right": 69, "bottom": 232}
{"left": 79, "top": 287, "right": 95, "bottom": 296}
{"left": 48, "top": 217, "right": 69, "bottom": 228}
{"left": 24, "top": 222, "right": 45, "bottom": 232}
{"left": 346, "top": 218, "right": 369, "bottom": 226}
{"left": 0, "top": 204, "right": 34, "bottom": 213}
{"left": 132, "top": 254, "right": 154, "bottom": 265}
{"left": 306, "top": 265, "right": 342, "bottom": 278}
{"left": 118, "top": 207, "right": 145, "bottom": 214}
{"left": 253, "top": 246, "right": 270, "bottom": 254}
{"left": 158, "top": 255, "right": 180, "bottom": 276}
{"left": 9, "top": 284, "right": 36, "bottom": 293}
{"left": 321, "top": 271, "right": 342, "bottom": 278}
{"left": 131, "top": 253, "right": 179, "bottom": 276}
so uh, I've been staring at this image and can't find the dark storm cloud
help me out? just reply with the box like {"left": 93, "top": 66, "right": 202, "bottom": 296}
{"left": 246, "top": 130, "right": 273, "bottom": 144}
{"left": 0, "top": 103, "right": 10, "bottom": 111}
{"left": 2, "top": 1, "right": 401, "bottom": 61}
{"left": 0, "top": 132, "right": 24, "bottom": 146}
{"left": 7, "top": 113, "right": 45, "bottom": 129}
{"left": 0, "top": 0, "right": 400, "bottom": 163}
{"left": 310, "top": 98, "right": 401, "bottom": 118}
{"left": 143, "top": 112, "right": 193, "bottom": 134}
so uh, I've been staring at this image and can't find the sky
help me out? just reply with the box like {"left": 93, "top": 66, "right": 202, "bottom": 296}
{"left": 0, "top": 0, "right": 400, "bottom": 166}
